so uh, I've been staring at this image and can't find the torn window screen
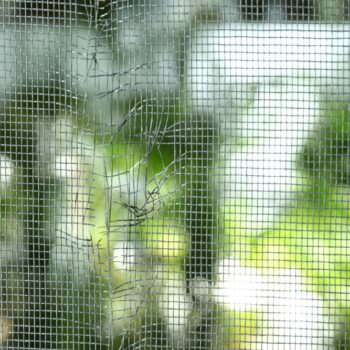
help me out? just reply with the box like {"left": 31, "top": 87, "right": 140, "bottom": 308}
{"left": 0, "top": 1, "right": 350, "bottom": 350}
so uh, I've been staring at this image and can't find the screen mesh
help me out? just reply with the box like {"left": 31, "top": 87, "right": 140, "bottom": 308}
{"left": 1, "top": 1, "right": 350, "bottom": 349}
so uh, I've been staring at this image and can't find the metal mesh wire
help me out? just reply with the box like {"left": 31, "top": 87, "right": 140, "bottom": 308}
{"left": 0, "top": 1, "right": 350, "bottom": 349}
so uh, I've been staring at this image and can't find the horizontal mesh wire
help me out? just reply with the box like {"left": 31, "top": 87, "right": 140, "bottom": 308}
{"left": 0, "top": 0, "right": 350, "bottom": 349}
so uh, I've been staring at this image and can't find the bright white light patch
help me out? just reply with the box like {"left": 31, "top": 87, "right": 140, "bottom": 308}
{"left": 0, "top": 154, "right": 14, "bottom": 191}
{"left": 237, "top": 82, "right": 319, "bottom": 148}
{"left": 158, "top": 271, "right": 193, "bottom": 348}
{"left": 51, "top": 154, "right": 85, "bottom": 181}
{"left": 187, "top": 23, "right": 350, "bottom": 121}
{"left": 113, "top": 241, "right": 137, "bottom": 271}
{"left": 214, "top": 259, "right": 335, "bottom": 349}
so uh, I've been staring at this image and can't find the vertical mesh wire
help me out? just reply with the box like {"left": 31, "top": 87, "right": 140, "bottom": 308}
{"left": 0, "top": 1, "right": 350, "bottom": 349}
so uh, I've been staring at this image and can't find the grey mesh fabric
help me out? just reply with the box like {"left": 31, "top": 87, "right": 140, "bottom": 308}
{"left": 0, "top": 1, "right": 350, "bottom": 349}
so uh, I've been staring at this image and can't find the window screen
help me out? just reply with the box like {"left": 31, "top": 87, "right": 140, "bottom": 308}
{"left": 0, "top": 1, "right": 349, "bottom": 349}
